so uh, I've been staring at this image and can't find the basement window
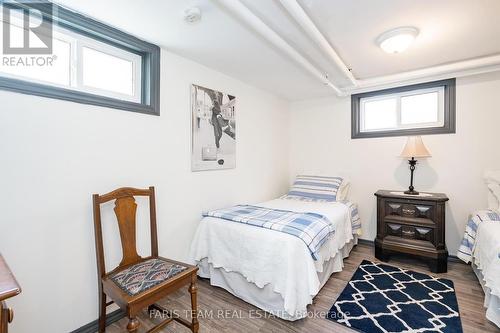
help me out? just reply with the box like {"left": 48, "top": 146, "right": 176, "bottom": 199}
{"left": 0, "top": 1, "right": 160, "bottom": 115}
{"left": 351, "top": 79, "right": 455, "bottom": 139}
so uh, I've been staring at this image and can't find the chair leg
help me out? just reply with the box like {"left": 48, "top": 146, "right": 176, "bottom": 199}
{"left": 189, "top": 275, "right": 199, "bottom": 333}
{"left": 147, "top": 304, "right": 155, "bottom": 319}
{"left": 126, "top": 317, "right": 140, "bottom": 332}
{"left": 98, "top": 289, "right": 106, "bottom": 333}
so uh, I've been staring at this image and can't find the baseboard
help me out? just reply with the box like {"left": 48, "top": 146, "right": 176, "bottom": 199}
{"left": 447, "top": 255, "right": 464, "bottom": 263}
{"left": 355, "top": 238, "right": 465, "bottom": 264}
{"left": 357, "top": 238, "right": 374, "bottom": 246}
{"left": 70, "top": 309, "right": 125, "bottom": 333}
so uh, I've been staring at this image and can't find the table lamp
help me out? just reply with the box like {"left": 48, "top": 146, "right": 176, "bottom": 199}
{"left": 400, "top": 136, "right": 431, "bottom": 195}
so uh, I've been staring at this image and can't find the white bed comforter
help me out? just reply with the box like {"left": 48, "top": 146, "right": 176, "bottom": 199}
{"left": 474, "top": 221, "right": 500, "bottom": 297}
{"left": 188, "top": 199, "right": 357, "bottom": 317}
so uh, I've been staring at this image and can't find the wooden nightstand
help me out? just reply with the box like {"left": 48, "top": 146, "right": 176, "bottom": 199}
{"left": 0, "top": 255, "right": 21, "bottom": 333}
{"left": 374, "top": 190, "right": 449, "bottom": 273}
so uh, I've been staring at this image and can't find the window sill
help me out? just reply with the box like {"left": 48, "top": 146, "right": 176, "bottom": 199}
{"left": 0, "top": 76, "right": 160, "bottom": 116}
{"left": 352, "top": 126, "right": 455, "bottom": 139}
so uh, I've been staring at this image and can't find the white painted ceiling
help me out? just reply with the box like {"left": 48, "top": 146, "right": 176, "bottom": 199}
{"left": 54, "top": 0, "right": 500, "bottom": 100}
{"left": 299, "top": 0, "right": 500, "bottom": 79}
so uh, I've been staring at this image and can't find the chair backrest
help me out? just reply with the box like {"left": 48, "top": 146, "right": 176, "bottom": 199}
{"left": 92, "top": 186, "right": 158, "bottom": 277}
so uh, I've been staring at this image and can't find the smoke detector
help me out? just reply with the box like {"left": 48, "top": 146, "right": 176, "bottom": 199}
{"left": 184, "top": 7, "right": 202, "bottom": 24}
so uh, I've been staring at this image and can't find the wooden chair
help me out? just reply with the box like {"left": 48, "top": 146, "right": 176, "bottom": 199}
{"left": 93, "top": 186, "right": 199, "bottom": 333}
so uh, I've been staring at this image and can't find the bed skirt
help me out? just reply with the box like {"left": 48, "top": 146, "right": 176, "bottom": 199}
{"left": 473, "top": 263, "right": 500, "bottom": 328}
{"left": 197, "top": 236, "right": 357, "bottom": 321}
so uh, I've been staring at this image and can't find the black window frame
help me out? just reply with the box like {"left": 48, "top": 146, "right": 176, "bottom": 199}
{"left": 0, "top": 0, "right": 160, "bottom": 115}
{"left": 351, "top": 78, "right": 456, "bottom": 139}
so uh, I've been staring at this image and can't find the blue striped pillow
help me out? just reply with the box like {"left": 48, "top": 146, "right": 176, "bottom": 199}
{"left": 284, "top": 175, "right": 344, "bottom": 202}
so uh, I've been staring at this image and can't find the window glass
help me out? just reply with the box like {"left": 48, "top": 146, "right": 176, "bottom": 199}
{"left": 0, "top": 22, "right": 141, "bottom": 101}
{"left": 401, "top": 91, "right": 439, "bottom": 125}
{"left": 0, "top": 29, "right": 71, "bottom": 86}
{"left": 359, "top": 87, "right": 444, "bottom": 133}
{"left": 362, "top": 98, "right": 397, "bottom": 131}
{"left": 82, "top": 47, "right": 136, "bottom": 97}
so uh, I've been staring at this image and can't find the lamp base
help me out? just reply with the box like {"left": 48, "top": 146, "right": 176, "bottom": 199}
{"left": 404, "top": 189, "right": 419, "bottom": 195}
{"left": 405, "top": 157, "right": 419, "bottom": 195}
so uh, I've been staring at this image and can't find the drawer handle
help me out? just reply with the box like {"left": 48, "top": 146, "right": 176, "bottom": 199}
{"left": 402, "top": 208, "right": 415, "bottom": 215}
{"left": 8, "top": 307, "right": 14, "bottom": 323}
{"left": 416, "top": 206, "right": 430, "bottom": 213}
{"left": 416, "top": 228, "right": 431, "bottom": 235}
{"left": 402, "top": 230, "right": 415, "bottom": 237}
{"left": 388, "top": 224, "right": 401, "bottom": 231}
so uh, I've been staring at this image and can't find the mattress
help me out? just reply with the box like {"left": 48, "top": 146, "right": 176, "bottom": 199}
{"left": 473, "top": 264, "right": 500, "bottom": 328}
{"left": 474, "top": 221, "right": 500, "bottom": 298}
{"left": 197, "top": 238, "right": 356, "bottom": 320}
{"left": 473, "top": 221, "right": 500, "bottom": 328}
{"left": 188, "top": 198, "right": 359, "bottom": 319}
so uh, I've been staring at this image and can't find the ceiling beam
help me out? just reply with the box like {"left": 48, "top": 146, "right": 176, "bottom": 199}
{"left": 278, "top": 0, "right": 357, "bottom": 87}
{"left": 214, "top": 0, "right": 343, "bottom": 96}
{"left": 351, "top": 54, "right": 500, "bottom": 94}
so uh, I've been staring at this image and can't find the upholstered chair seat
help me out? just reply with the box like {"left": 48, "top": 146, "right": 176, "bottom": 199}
{"left": 110, "top": 258, "right": 187, "bottom": 296}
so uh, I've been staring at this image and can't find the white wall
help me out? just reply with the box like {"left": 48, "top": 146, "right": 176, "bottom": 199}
{"left": 0, "top": 50, "right": 290, "bottom": 332}
{"left": 289, "top": 71, "right": 500, "bottom": 256}
{"left": 3, "top": 44, "right": 499, "bottom": 333}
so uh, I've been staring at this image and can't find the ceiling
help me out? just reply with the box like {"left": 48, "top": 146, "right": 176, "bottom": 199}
{"left": 53, "top": 0, "right": 500, "bottom": 101}
{"left": 300, "top": 0, "right": 500, "bottom": 79}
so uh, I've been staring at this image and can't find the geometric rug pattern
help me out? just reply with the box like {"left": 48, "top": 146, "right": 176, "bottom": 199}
{"left": 327, "top": 260, "right": 463, "bottom": 333}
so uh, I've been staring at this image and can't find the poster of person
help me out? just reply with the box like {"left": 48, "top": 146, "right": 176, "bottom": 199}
{"left": 191, "top": 84, "right": 236, "bottom": 171}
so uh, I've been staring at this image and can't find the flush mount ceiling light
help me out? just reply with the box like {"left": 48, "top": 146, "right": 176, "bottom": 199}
{"left": 184, "top": 7, "right": 202, "bottom": 24}
{"left": 377, "top": 27, "right": 419, "bottom": 54}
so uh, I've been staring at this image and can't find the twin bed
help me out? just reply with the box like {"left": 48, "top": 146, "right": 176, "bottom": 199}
{"left": 459, "top": 210, "right": 500, "bottom": 328}
{"left": 458, "top": 171, "right": 500, "bottom": 328}
{"left": 189, "top": 176, "right": 361, "bottom": 320}
{"left": 188, "top": 172, "right": 500, "bottom": 327}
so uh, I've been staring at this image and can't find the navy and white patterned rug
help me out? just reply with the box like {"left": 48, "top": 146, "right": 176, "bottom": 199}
{"left": 327, "top": 260, "right": 463, "bottom": 333}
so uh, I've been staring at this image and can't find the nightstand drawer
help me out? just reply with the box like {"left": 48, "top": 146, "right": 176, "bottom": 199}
{"left": 385, "top": 223, "right": 434, "bottom": 243}
{"left": 385, "top": 201, "right": 434, "bottom": 219}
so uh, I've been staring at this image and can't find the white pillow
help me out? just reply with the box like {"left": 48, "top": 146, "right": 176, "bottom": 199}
{"left": 337, "top": 182, "right": 351, "bottom": 201}
{"left": 484, "top": 170, "right": 500, "bottom": 211}
{"left": 487, "top": 183, "right": 500, "bottom": 211}
{"left": 484, "top": 170, "right": 500, "bottom": 184}
{"left": 284, "top": 175, "right": 350, "bottom": 202}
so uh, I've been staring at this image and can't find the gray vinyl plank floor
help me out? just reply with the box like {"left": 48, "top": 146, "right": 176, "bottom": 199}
{"left": 106, "top": 243, "right": 499, "bottom": 333}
